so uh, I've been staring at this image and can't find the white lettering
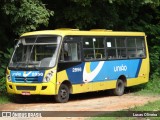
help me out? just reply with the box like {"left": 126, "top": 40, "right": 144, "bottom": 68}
{"left": 133, "top": 113, "right": 143, "bottom": 117}
{"left": 32, "top": 72, "right": 43, "bottom": 77}
{"left": 12, "top": 72, "right": 21, "bottom": 76}
{"left": 28, "top": 113, "right": 42, "bottom": 117}
{"left": 72, "top": 67, "right": 82, "bottom": 72}
{"left": 114, "top": 64, "right": 127, "bottom": 72}
{"left": 144, "top": 113, "right": 157, "bottom": 117}
{"left": 11, "top": 112, "right": 41, "bottom": 118}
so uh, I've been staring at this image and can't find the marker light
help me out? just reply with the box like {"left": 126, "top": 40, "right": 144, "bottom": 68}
{"left": 7, "top": 75, "right": 11, "bottom": 82}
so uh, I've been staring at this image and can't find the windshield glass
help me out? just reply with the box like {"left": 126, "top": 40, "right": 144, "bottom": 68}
{"left": 9, "top": 35, "right": 61, "bottom": 70}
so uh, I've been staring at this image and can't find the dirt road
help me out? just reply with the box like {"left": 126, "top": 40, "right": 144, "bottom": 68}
{"left": 0, "top": 92, "right": 160, "bottom": 119}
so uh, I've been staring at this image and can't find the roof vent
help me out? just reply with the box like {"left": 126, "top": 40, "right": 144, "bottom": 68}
{"left": 55, "top": 28, "right": 79, "bottom": 31}
{"left": 90, "top": 29, "right": 112, "bottom": 32}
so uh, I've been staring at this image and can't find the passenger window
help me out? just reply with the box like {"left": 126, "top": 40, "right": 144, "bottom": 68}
{"left": 127, "top": 37, "right": 146, "bottom": 58}
{"left": 83, "top": 37, "right": 105, "bottom": 60}
{"left": 127, "top": 37, "right": 136, "bottom": 47}
{"left": 106, "top": 37, "right": 127, "bottom": 59}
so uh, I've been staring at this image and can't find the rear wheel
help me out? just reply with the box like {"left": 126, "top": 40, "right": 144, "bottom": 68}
{"left": 113, "top": 79, "right": 125, "bottom": 96}
{"left": 54, "top": 84, "right": 70, "bottom": 103}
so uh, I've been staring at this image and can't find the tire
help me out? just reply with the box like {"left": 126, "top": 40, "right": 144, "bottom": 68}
{"left": 113, "top": 79, "right": 125, "bottom": 96}
{"left": 54, "top": 84, "right": 70, "bottom": 103}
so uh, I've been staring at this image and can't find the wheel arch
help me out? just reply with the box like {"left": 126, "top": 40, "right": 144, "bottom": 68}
{"left": 61, "top": 80, "right": 73, "bottom": 94}
{"left": 118, "top": 75, "right": 127, "bottom": 87}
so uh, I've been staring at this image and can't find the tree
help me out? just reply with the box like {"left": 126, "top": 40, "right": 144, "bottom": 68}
{"left": 2, "top": 0, "right": 53, "bottom": 35}
{"left": 1, "top": 0, "right": 160, "bottom": 78}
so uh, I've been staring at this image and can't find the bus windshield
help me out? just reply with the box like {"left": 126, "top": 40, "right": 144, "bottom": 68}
{"left": 9, "top": 35, "right": 61, "bottom": 70}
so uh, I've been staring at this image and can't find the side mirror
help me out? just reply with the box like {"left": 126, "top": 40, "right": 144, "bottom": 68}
{"left": 14, "top": 39, "right": 19, "bottom": 48}
{"left": 14, "top": 39, "right": 18, "bottom": 45}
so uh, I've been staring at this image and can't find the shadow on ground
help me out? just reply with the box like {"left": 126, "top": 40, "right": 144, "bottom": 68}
{"left": 8, "top": 87, "right": 141, "bottom": 104}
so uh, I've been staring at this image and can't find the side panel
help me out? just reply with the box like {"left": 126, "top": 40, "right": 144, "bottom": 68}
{"left": 57, "top": 59, "right": 148, "bottom": 94}
{"left": 127, "top": 59, "right": 149, "bottom": 86}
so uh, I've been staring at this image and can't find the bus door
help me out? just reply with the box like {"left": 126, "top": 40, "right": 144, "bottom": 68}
{"left": 58, "top": 36, "right": 84, "bottom": 86}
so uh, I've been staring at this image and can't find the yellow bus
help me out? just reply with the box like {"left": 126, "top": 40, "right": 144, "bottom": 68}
{"left": 6, "top": 29, "right": 149, "bottom": 103}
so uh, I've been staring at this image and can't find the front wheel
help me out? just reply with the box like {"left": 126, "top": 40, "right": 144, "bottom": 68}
{"left": 113, "top": 79, "right": 125, "bottom": 96}
{"left": 54, "top": 84, "right": 70, "bottom": 103}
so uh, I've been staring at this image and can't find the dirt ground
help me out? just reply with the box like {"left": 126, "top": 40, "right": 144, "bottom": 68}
{"left": 0, "top": 92, "right": 160, "bottom": 120}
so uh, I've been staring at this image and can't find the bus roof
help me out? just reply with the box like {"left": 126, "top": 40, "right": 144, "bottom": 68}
{"left": 21, "top": 29, "right": 146, "bottom": 37}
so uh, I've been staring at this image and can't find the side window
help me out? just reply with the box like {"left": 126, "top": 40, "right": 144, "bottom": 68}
{"left": 106, "top": 37, "right": 116, "bottom": 59}
{"left": 127, "top": 37, "right": 136, "bottom": 58}
{"left": 116, "top": 37, "right": 127, "bottom": 59}
{"left": 60, "top": 36, "right": 81, "bottom": 62}
{"left": 83, "top": 37, "right": 105, "bottom": 60}
{"left": 127, "top": 37, "right": 146, "bottom": 58}
{"left": 136, "top": 37, "right": 146, "bottom": 58}
{"left": 106, "top": 37, "right": 127, "bottom": 59}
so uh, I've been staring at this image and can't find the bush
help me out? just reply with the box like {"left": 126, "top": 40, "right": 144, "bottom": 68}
{"left": 146, "top": 77, "right": 160, "bottom": 93}
{"left": 0, "top": 48, "right": 13, "bottom": 95}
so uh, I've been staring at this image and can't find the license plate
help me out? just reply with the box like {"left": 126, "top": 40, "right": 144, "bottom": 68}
{"left": 22, "top": 91, "right": 30, "bottom": 95}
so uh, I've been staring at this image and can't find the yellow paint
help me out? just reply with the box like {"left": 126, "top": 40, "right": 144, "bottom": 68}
{"left": 127, "top": 59, "right": 149, "bottom": 87}
{"left": 57, "top": 70, "right": 68, "bottom": 83}
{"left": 6, "top": 82, "right": 56, "bottom": 95}
{"left": 21, "top": 30, "right": 145, "bottom": 38}
{"left": 85, "top": 62, "right": 91, "bottom": 73}
{"left": 72, "top": 80, "right": 116, "bottom": 94}
{"left": 56, "top": 70, "right": 69, "bottom": 94}
{"left": 126, "top": 36, "right": 149, "bottom": 87}
{"left": 6, "top": 29, "right": 149, "bottom": 96}
{"left": 44, "top": 67, "right": 57, "bottom": 83}
{"left": 7, "top": 67, "right": 57, "bottom": 95}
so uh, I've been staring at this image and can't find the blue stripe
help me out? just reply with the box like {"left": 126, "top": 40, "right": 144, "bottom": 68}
{"left": 135, "top": 59, "right": 142, "bottom": 77}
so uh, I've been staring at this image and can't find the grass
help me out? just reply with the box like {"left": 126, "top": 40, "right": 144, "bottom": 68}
{"left": 87, "top": 78, "right": 160, "bottom": 120}
{"left": 89, "top": 100, "right": 160, "bottom": 120}
{"left": 0, "top": 95, "right": 10, "bottom": 104}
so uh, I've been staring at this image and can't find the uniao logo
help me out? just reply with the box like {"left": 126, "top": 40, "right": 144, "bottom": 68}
{"left": 114, "top": 64, "right": 127, "bottom": 72}
{"left": 83, "top": 61, "right": 105, "bottom": 83}
{"left": 23, "top": 71, "right": 32, "bottom": 77}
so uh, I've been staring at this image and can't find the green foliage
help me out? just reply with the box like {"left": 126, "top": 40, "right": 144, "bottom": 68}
{"left": 47, "top": 0, "right": 159, "bottom": 30}
{"left": 0, "top": 0, "right": 160, "bottom": 96}
{"left": 150, "top": 48, "right": 160, "bottom": 77}
{"left": 0, "top": 95, "right": 10, "bottom": 104}
{"left": 3, "top": 0, "right": 53, "bottom": 35}
{"left": 71, "top": 0, "right": 92, "bottom": 6}
{"left": 146, "top": 78, "right": 160, "bottom": 93}
{"left": 0, "top": 48, "right": 14, "bottom": 95}
{"left": 91, "top": 100, "right": 160, "bottom": 120}
{"left": 144, "top": 24, "right": 160, "bottom": 78}
{"left": 143, "top": 0, "right": 160, "bottom": 5}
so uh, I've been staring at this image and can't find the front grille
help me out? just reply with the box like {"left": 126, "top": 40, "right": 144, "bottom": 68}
{"left": 15, "top": 77, "right": 39, "bottom": 83}
{"left": 16, "top": 86, "right": 36, "bottom": 91}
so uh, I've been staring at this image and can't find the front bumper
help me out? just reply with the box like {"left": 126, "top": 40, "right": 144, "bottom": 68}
{"left": 6, "top": 82, "right": 56, "bottom": 95}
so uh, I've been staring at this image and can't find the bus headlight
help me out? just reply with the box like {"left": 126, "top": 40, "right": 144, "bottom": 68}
{"left": 6, "top": 69, "right": 11, "bottom": 82}
{"left": 43, "top": 71, "right": 54, "bottom": 82}
{"left": 7, "top": 75, "right": 11, "bottom": 82}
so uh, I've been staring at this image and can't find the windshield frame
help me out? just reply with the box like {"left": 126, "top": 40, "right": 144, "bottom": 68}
{"left": 8, "top": 35, "right": 62, "bottom": 70}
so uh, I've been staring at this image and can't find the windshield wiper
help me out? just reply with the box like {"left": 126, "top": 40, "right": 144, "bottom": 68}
{"left": 26, "top": 36, "right": 38, "bottom": 68}
{"left": 33, "top": 65, "right": 39, "bottom": 70}
{"left": 25, "top": 61, "right": 40, "bottom": 70}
